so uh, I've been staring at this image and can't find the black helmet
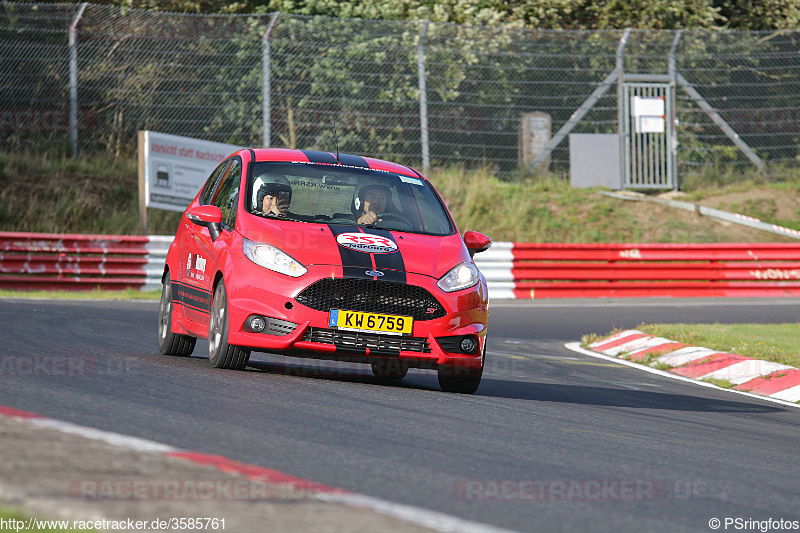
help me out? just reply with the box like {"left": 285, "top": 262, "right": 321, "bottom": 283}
{"left": 353, "top": 183, "right": 392, "bottom": 215}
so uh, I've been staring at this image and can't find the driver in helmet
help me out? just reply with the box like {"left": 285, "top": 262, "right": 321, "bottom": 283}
{"left": 256, "top": 176, "right": 293, "bottom": 217}
{"left": 355, "top": 183, "right": 392, "bottom": 225}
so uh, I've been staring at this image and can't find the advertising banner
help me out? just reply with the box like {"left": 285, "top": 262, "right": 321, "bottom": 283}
{"left": 139, "top": 131, "right": 242, "bottom": 212}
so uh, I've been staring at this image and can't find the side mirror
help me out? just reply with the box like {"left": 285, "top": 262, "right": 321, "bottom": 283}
{"left": 186, "top": 204, "right": 223, "bottom": 241}
{"left": 464, "top": 231, "right": 492, "bottom": 258}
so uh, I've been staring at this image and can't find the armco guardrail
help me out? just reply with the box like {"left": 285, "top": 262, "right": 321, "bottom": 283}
{"left": 474, "top": 242, "right": 800, "bottom": 298}
{"left": 2, "top": 232, "right": 799, "bottom": 298}
{"left": 0, "top": 232, "right": 170, "bottom": 292}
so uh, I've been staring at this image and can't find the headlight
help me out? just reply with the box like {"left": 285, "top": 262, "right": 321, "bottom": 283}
{"left": 243, "top": 238, "right": 307, "bottom": 277}
{"left": 437, "top": 262, "right": 480, "bottom": 292}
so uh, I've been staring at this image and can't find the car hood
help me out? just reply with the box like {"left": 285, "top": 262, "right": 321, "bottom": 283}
{"left": 238, "top": 217, "right": 469, "bottom": 279}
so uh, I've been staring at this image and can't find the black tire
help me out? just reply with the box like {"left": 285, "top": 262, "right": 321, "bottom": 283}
{"left": 370, "top": 359, "right": 409, "bottom": 379}
{"left": 437, "top": 366, "right": 482, "bottom": 394}
{"left": 158, "top": 271, "right": 196, "bottom": 356}
{"left": 437, "top": 342, "right": 485, "bottom": 394}
{"left": 208, "top": 279, "right": 250, "bottom": 370}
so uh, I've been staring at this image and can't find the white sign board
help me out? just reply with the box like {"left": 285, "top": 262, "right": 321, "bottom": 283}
{"left": 638, "top": 116, "right": 666, "bottom": 134}
{"left": 140, "top": 130, "right": 242, "bottom": 212}
{"left": 632, "top": 96, "right": 665, "bottom": 117}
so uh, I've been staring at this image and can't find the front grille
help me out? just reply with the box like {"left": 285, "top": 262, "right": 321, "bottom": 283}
{"left": 303, "top": 327, "right": 431, "bottom": 354}
{"left": 295, "top": 278, "right": 445, "bottom": 321}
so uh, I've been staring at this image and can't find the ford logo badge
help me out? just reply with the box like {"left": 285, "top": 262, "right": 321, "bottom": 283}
{"left": 366, "top": 270, "right": 384, "bottom": 277}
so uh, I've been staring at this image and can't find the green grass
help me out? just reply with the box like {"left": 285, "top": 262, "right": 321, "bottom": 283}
{"left": 620, "top": 349, "right": 676, "bottom": 370}
{"left": 0, "top": 151, "right": 182, "bottom": 235}
{"left": 430, "top": 166, "right": 675, "bottom": 242}
{"left": 0, "top": 288, "right": 161, "bottom": 300}
{"left": 701, "top": 377, "right": 736, "bottom": 389}
{"left": 680, "top": 165, "right": 800, "bottom": 230}
{"left": 637, "top": 323, "right": 800, "bottom": 368}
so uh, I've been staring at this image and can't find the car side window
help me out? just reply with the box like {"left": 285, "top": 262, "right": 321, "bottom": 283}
{"left": 210, "top": 158, "right": 242, "bottom": 229}
{"left": 200, "top": 160, "right": 230, "bottom": 205}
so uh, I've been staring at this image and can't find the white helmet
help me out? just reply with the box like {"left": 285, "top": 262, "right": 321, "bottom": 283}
{"left": 254, "top": 174, "right": 291, "bottom": 210}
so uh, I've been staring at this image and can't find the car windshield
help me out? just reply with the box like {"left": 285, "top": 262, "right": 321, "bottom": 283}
{"left": 246, "top": 162, "right": 455, "bottom": 236}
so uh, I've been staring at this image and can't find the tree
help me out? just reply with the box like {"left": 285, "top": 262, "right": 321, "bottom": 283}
{"left": 57, "top": 0, "right": 798, "bottom": 30}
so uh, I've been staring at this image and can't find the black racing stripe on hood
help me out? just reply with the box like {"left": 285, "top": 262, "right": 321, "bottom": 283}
{"left": 337, "top": 153, "right": 369, "bottom": 168}
{"left": 328, "top": 224, "right": 375, "bottom": 280}
{"left": 363, "top": 228, "right": 406, "bottom": 284}
{"left": 327, "top": 225, "right": 407, "bottom": 283}
{"left": 301, "top": 150, "right": 338, "bottom": 165}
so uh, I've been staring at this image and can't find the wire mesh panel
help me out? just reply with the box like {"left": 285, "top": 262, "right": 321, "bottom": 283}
{"left": 676, "top": 30, "right": 800, "bottom": 171}
{"left": 75, "top": 5, "right": 269, "bottom": 154}
{"left": 0, "top": 3, "right": 77, "bottom": 151}
{"left": 268, "top": 15, "right": 423, "bottom": 162}
{"left": 423, "top": 26, "right": 621, "bottom": 173}
{"left": 1, "top": 3, "right": 800, "bottom": 179}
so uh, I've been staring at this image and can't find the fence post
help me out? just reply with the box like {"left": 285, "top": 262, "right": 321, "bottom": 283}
{"left": 69, "top": 2, "right": 88, "bottom": 158}
{"left": 417, "top": 20, "right": 430, "bottom": 173}
{"left": 668, "top": 30, "right": 682, "bottom": 191}
{"left": 262, "top": 12, "right": 280, "bottom": 148}
{"left": 616, "top": 28, "right": 631, "bottom": 188}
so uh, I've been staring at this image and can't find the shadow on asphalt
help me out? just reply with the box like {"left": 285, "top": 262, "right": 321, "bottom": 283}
{"left": 475, "top": 378, "right": 784, "bottom": 413}
{"left": 245, "top": 359, "right": 782, "bottom": 413}
{"left": 244, "top": 360, "right": 442, "bottom": 391}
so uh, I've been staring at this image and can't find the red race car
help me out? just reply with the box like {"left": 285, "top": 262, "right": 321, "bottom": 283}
{"left": 158, "top": 148, "right": 491, "bottom": 393}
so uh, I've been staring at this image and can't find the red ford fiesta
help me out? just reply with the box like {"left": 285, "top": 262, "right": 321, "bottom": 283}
{"left": 158, "top": 148, "right": 491, "bottom": 393}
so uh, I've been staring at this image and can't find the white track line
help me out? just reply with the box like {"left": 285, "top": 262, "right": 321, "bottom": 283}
{"left": 5, "top": 409, "right": 518, "bottom": 533}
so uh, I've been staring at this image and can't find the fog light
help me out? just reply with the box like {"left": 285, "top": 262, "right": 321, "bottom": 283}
{"left": 460, "top": 336, "right": 477, "bottom": 354}
{"left": 249, "top": 316, "right": 266, "bottom": 332}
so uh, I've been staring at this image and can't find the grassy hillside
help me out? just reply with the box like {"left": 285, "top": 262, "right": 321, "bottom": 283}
{"left": 1, "top": 151, "right": 799, "bottom": 242}
{"left": 428, "top": 166, "right": 800, "bottom": 243}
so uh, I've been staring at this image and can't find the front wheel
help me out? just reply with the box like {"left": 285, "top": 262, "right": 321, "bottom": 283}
{"left": 437, "top": 342, "right": 484, "bottom": 394}
{"left": 208, "top": 280, "right": 250, "bottom": 370}
{"left": 158, "top": 271, "right": 196, "bottom": 356}
{"left": 437, "top": 366, "right": 482, "bottom": 394}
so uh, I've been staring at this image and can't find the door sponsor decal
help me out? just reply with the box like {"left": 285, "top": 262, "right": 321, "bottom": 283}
{"left": 186, "top": 253, "right": 207, "bottom": 281}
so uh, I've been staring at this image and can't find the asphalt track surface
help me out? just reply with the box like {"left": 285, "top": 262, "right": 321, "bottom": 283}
{"left": 1, "top": 297, "right": 799, "bottom": 533}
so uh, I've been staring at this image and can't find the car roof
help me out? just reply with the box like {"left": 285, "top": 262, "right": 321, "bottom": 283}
{"left": 246, "top": 148, "right": 424, "bottom": 179}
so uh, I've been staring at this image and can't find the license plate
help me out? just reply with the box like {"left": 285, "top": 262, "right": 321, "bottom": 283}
{"left": 328, "top": 309, "right": 413, "bottom": 336}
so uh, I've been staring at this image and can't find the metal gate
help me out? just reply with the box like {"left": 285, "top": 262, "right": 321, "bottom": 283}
{"left": 621, "top": 83, "right": 676, "bottom": 190}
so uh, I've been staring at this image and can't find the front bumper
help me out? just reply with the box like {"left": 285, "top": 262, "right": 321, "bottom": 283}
{"left": 224, "top": 265, "right": 488, "bottom": 369}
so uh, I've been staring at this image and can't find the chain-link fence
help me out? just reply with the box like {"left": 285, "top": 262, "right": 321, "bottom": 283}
{"left": 2, "top": 2, "right": 799, "bottom": 178}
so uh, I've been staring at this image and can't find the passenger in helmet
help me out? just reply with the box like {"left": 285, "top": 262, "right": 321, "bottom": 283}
{"left": 255, "top": 175, "right": 293, "bottom": 217}
{"left": 257, "top": 182, "right": 292, "bottom": 216}
{"left": 354, "top": 183, "right": 393, "bottom": 225}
